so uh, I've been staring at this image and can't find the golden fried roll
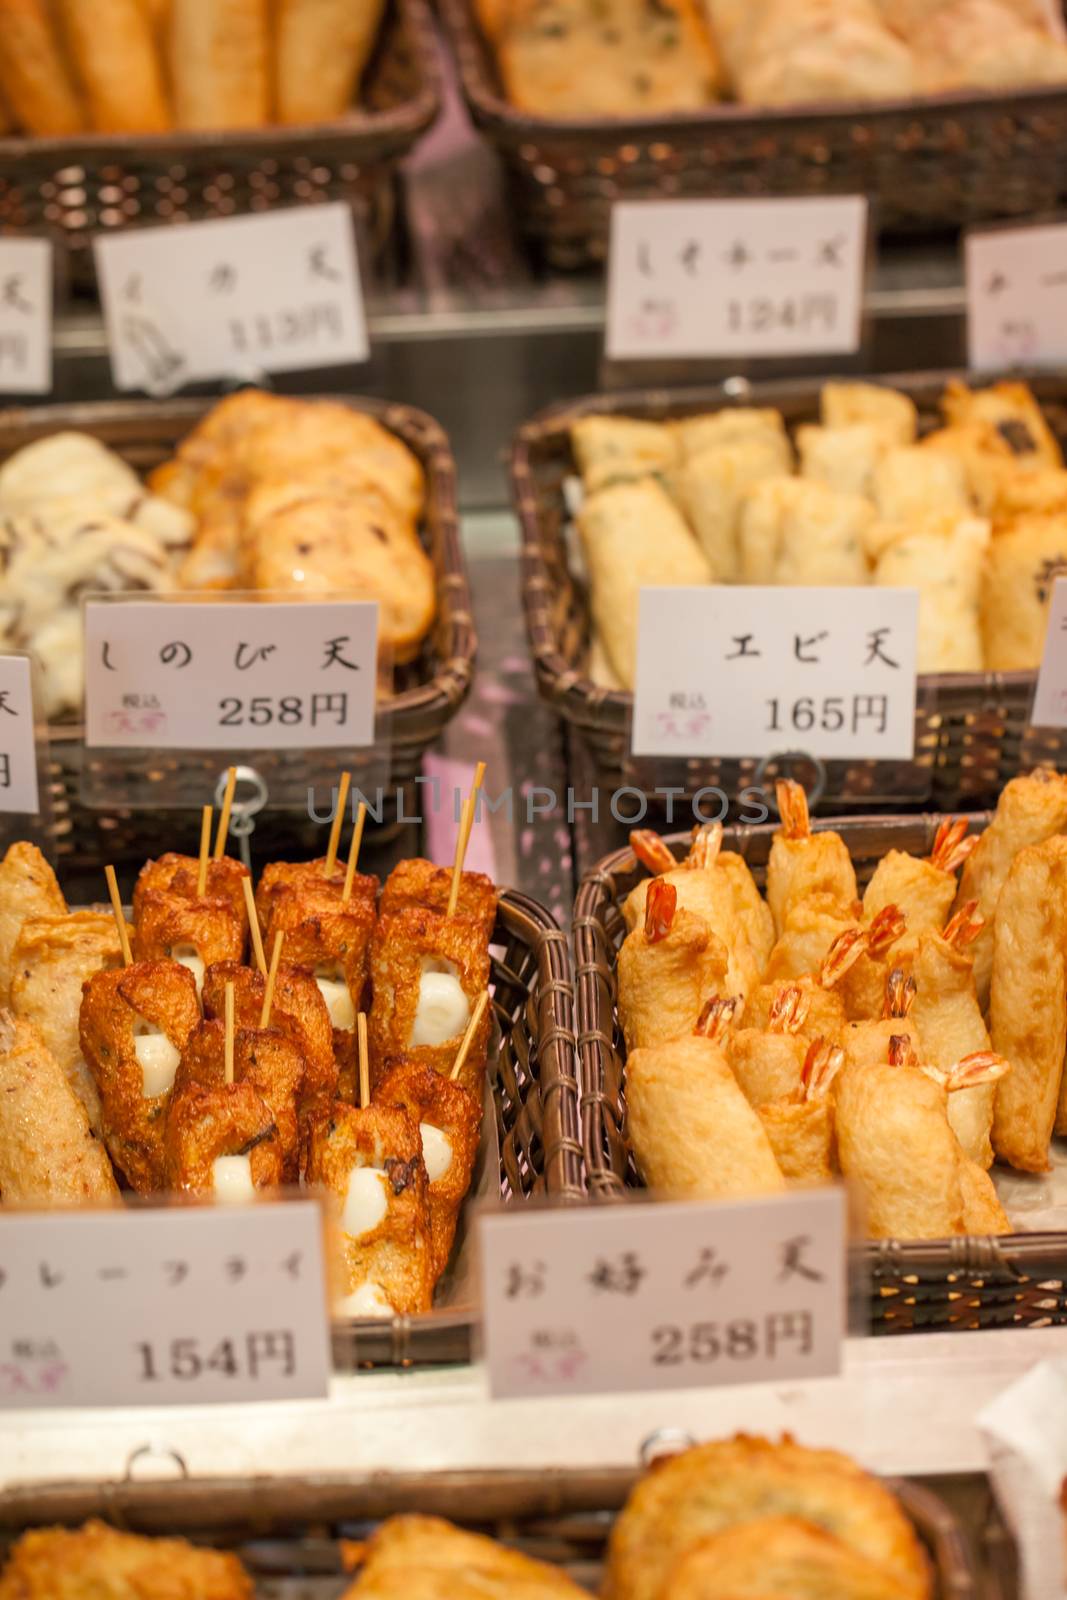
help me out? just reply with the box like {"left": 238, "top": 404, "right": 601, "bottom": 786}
{"left": 738, "top": 476, "right": 873, "bottom": 587}
{"left": 872, "top": 444, "right": 971, "bottom": 523}
{"left": 766, "top": 781, "right": 858, "bottom": 938}
{"left": 960, "top": 1160, "right": 1011, "bottom": 1236}
{"left": 728, "top": 1029, "right": 807, "bottom": 1107}
{"left": 343, "top": 1514, "right": 589, "bottom": 1600}
{"left": 627, "top": 1033, "right": 785, "bottom": 1199}
{"left": 756, "top": 1038, "right": 843, "bottom": 1185}
{"left": 202, "top": 960, "right": 337, "bottom": 1120}
{"left": 942, "top": 378, "right": 1063, "bottom": 470}
{"left": 133, "top": 886, "right": 245, "bottom": 992}
{"left": 169, "top": 0, "right": 270, "bottom": 127}
{"left": 742, "top": 973, "right": 847, "bottom": 1040}
{"left": 306, "top": 1100, "right": 434, "bottom": 1317}
{"left": 626, "top": 832, "right": 760, "bottom": 1001}
{"left": 764, "top": 894, "right": 855, "bottom": 985}
{"left": 0, "top": 1012, "right": 119, "bottom": 1207}
{"left": 981, "top": 512, "right": 1067, "bottom": 671}
{"left": 911, "top": 904, "right": 995, "bottom": 1167}
{"left": 871, "top": 512, "right": 989, "bottom": 674}
{"left": 369, "top": 906, "right": 491, "bottom": 1096}
{"left": 0, "top": 0, "right": 85, "bottom": 135}
{"left": 164, "top": 1080, "right": 282, "bottom": 1199}
{"left": 840, "top": 1016, "right": 921, "bottom": 1073}
{"left": 79, "top": 959, "right": 200, "bottom": 1193}
{"left": 618, "top": 881, "right": 731, "bottom": 1052}
{"left": 276, "top": 0, "right": 386, "bottom": 122}
{"left": 570, "top": 415, "right": 678, "bottom": 493}
{"left": 135, "top": 850, "right": 251, "bottom": 928}
{"left": 834, "top": 907, "right": 908, "bottom": 1022}
{"left": 0, "top": 1519, "right": 253, "bottom": 1599}
{"left": 603, "top": 1435, "right": 932, "bottom": 1600}
{"left": 662, "top": 1515, "right": 913, "bottom": 1600}
{"left": 821, "top": 381, "right": 918, "bottom": 447}
{"left": 255, "top": 854, "right": 378, "bottom": 927}
{"left": 921, "top": 422, "right": 1024, "bottom": 514}
{"left": 176, "top": 1018, "right": 304, "bottom": 1182}
{"left": 58, "top": 0, "right": 170, "bottom": 131}
{"left": 957, "top": 768, "right": 1067, "bottom": 1006}
{"left": 378, "top": 857, "right": 498, "bottom": 942}
{"left": 375, "top": 1060, "right": 481, "bottom": 1280}
{"left": 9, "top": 909, "right": 125, "bottom": 1133}
{"left": 671, "top": 408, "right": 792, "bottom": 470}
{"left": 672, "top": 437, "right": 785, "bottom": 580}
{"left": 686, "top": 824, "right": 775, "bottom": 970}
{"left": 0, "top": 840, "right": 66, "bottom": 1004}
{"left": 990, "top": 836, "right": 1067, "bottom": 1170}
{"left": 797, "top": 420, "right": 895, "bottom": 498}
{"left": 862, "top": 820, "right": 976, "bottom": 948}
{"left": 257, "top": 879, "right": 375, "bottom": 1036}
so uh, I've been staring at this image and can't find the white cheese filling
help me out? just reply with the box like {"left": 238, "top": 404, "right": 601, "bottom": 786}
{"left": 314, "top": 967, "right": 356, "bottom": 1031}
{"left": 336, "top": 1281, "right": 394, "bottom": 1318}
{"left": 411, "top": 960, "right": 469, "bottom": 1047}
{"left": 170, "top": 942, "right": 205, "bottom": 996}
{"left": 212, "top": 1154, "right": 255, "bottom": 1204}
{"left": 132, "top": 1018, "right": 180, "bottom": 1098}
{"left": 342, "top": 1166, "right": 389, "bottom": 1239}
{"left": 420, "top": 1122, "right": 453, "bottom": 1184}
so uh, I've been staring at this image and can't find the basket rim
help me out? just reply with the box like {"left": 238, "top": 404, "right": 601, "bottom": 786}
{"left": 571, "top": 812, "right": 1067, "bottom": 1277}
{"left": 0, "top": 0, "right": 441, "bottom": 163}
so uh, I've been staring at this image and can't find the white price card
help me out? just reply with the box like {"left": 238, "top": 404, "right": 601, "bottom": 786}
{"left": 1030, "top": 576, "right": 1067, "bottom": 727}
{"left": 632, "top": 586, "right": 918, "bottom": 761}
{"left": 965, "top": 220, "right": 1067, "bottom": 371}
{"left": 0, "top": 656, "right": 40, "bottom": 814}
{"left": 606, "top": 196, "right": 868, "bottom": 362}
{"left": 0, "top": 238, "right": 52, "bottom": 394}
{"left": 94, "top": 204, "right": 369, "bottom": 393}
{"left": 0, "top": 1200, "right": 331, "bottom": 1408}
{"left": 84, "top": 598, "right": 378, "bottom": 750}
{"left": 480, "top": 1189, "right": 846, "bottom": 1399}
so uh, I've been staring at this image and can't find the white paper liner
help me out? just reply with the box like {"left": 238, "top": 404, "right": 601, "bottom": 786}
{"left": 979, "top": 1358, "right": 1067, "bottom": 1600}
{"left": 994, "top": 1137, "right": 1067, "bottom": 1233}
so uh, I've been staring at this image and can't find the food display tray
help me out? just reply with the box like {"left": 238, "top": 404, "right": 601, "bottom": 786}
{"left": 0, "top": 394, "right": 476, "bottom": 870}
{"left": 439, "top": 0, "right": 1067, "bottom": 270}
{"left": 0, "top": 0, "right": 440, "bottom": 286}
{"left": 516, "top": 370, "right": 1067, "bottom": 816}
{"left": 573, "top": 813, "right": 1067, "bottom": 1336}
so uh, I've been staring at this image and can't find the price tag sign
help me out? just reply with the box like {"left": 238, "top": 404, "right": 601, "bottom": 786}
{"left": 1030, "top": 576, "right": 1067, "bottom": 727}
{"left": 480, "top": 1189, "right": 846, "bottom": 1399}
{"left": 0, "top": 1200, "right": 331, "bottom": 1408}
{"left": 965, "top": 220, "right": 1067, "bottom": 370}
{"left": 0, "top": 238, "right": 52, "bottom": 394}
{"left": 631, "top": 586, "right": 918, "bottom": 760}
{"left": 606, "top": 196, "right": 868, "bottom": 362}
{"left": 94, "top": 204, "right": 369, "bottom": 393}
{"left": 0, "top": 656, "right": 41, "bottom": 814}
{"left": 84, "top": 597, "right": 378, "bottom": 750}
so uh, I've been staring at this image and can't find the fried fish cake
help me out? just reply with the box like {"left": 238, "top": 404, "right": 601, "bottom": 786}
{"left": 133, "top": 887, "right": 245, "bottom": 990}
{"left": 603, "top": 1436, "right": 931, "bottom": 1600}
{"left": 0, "top": 1012, "right": 119, "bottom": 1207}
{"left": 765, "top": 785, "right": 858, "bottom": 939}
{"left": 257, "top": 879, "right": 376, "bottom": 1032}
{"left": 369, "top": 906, "right": 491, "bottom": 1095}
{"left": 379, "top": 858, "right": 498, "bottom": 942}
{"left": 661, "top": 1515, "right": 912, "bottom": 1600}
{"left": 570, "top": 415, "right": 678, "bottom": 494}
{"left": 0, "top": 1519, "right": 253, "bottom": 1599}
{"left": 255, "top": 855, "right": 378, "bottom": 927}
{"left": 0, "top": 841, "right": 65, "bottom": 1005}
{"left": 941, "top": 379, "right": 1062, "bottom": 470}
{"left": 742, "top": 976, "right": 847, "bottom": 1041}
{"left": 134, "top": 851, "right": 251, "bottom": 928}
{"left": 203, "top": 960, "right": 337, "bottom": 1120}
{"left": 375, "top": 1060, "right": 482, "bottom": 1280}
{"left": 340, "top": 1515, "right": 588, "bottom": 1599}
{"left": 618, "top": 887, "right": 731, "bottom": 1052}
{"left": 164, "top": 1081, "right": 282, "bottom": 1198}
{"left": 177, "top": 1017, "right": 304, "bottom": 1182}
{"left": 727, "top": 1030, "right": 808, "bottom": 1107}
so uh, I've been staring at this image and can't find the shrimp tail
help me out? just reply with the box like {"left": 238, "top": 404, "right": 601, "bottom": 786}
{"left": 644, "top": 878, "right": 677, "bottom": 943}
{"left": 776, "top": 779, "right": 811, "bottom": 841}
{"left": 687, "top": 822, "right": 723, "bottom": 870}
{"left": 943, "top": 899, "right": 984, "bottom": 949}
{"left": 630, "top": 829, "right": 677, "bottom": 876}
{"left": 694, "top": 995, "right": 740, "bottom": 1043}
{"left": 867, "top": 903, "right": 907, "bottom": 959}
{"left": 881, "top": 967, "right": 917, "bottom": 1020}
{"left": 768, "top": 983, "right": 811, "bottom": 1035}
{"left": 929, "top": 818, "right": 979, "bottom": 876}
{"left": 820, "top": 926, "right": 869, "bottom": 988}
{"left": 800, "top": 1037, "right": 845, "bottom": 1101}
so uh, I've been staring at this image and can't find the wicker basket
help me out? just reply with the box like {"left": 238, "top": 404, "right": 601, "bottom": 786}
{"left": 516, "top": 371, "right": 1067, "bottom": 816}
{"left": 0, "top": 394, "right": 476, "bottom": 868}
{"left": 0, "top": 0, "right": 439, "bottom": 285}
{"left": 574, "top": 814, "right": 1067, "bottom": 1335}
{"left": 334, "top": 885, "right": 582, "bottom": 1369}
{"left": 439, "top": 0, "right": 1067, "bottom": 270}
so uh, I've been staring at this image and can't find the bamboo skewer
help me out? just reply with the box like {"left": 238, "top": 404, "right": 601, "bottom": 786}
{"left": 342, "top": 801, "right": 367, "bottom": 904}
{"left": 105, "top": 865, "right": 132, "bottom": 966}
{"left": 224, "top": 982, "right": 235, "bottom": 1085}
{"left": 357, "top": 1011, "right": 370, "bottom": 1109}
{"left": 242, "top": 877, "right": 267, "bottom": 976}
{"left": 447, "top": 761, "right": 486, "bottom": 918}
{"left": 195, "top": 804, "right": 212, "bottom": 897}
{"left": 260, "top": 931, "right": 284, "bottom": 1029}
{"left": 325, "top": 771, "right": 351, "bottom": 876}
{"left": 213, "top": 766, "right": 237, "bottom": 859}
{"left": 451, "top": 990, "right": 489, "bottom": 1081}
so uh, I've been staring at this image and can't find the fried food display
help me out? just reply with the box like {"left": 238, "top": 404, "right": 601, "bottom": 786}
{"left": 375, "top": 1060, "right": 482, "bottom": 1278}
{"left": 340, "top": 1514, "right": 588, "bottom": 1598}
{"left": 0, "top": 1519, "right": 252, "bottom": 1599}
{"left": 0, "top": 1011, "right": 119, "bottom": 1207}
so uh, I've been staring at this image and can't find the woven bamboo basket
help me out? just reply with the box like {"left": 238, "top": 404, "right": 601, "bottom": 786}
{"left": 574, "top": 814, "right": 1067, "bottom": 1335}
{"left": 516, "top": 371, "right": 1067, "bottom": 816}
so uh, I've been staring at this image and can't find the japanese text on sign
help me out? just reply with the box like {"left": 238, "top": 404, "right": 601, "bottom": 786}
{"left": 0, "top": 656, "right": 40, "bottom": 814}
{"left": 631, "top": 586, "right": 918, "bottom": 761}
{"left": 966, "top": 221, "right": 1067, "bottom": 371}
{"left": 84, "top": 598, "right": 378, "bottom": 751}
{"left": 606, "top": 196, "right": 868, "bottom": 362}
{"left": 0, "top": 239, "right": 52, "bottom": 395}
{"left": 1030, "top": 577, "right": 1067, "bottom": 728}
{"left": 94, "top": 204, "right": 369, "bottom": 393}
{"left": 480, "top": 1189, "right": 846, "bottom": 1399}
{"left": 0, "top": 1201, "right": 331, "bottom": 1407}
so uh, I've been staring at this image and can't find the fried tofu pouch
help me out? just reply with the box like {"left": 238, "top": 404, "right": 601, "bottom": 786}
{"left": 0, "top": 841, "right": 66, "bottom": 1005}
{"left": 375, "top": 1060, "right": 482, "bottom": 1280}
{"left": 164, "top": 1080, "right": 283, "bottom": 1196}
{"left": 176, "top": 1017, "right": 304, "bottom": 1181}
{"left": 0, "top": 1012, "right": 119, "bottom": 1207}
{"left": 626, "top": 1035, "right": 785, "bottom": 1200}
{"left": 602, "top": 1435, "right": 931, "bottom": 1600}
{"left": 258, "top": 876, "right": 376, "bottom": 1042}
{"left": 0, "top": 1520, "right": 253, "bottom": 1599}
{"left": 765, "top": 783, "right": 858, "bottom": 938}
{"left": 340, "top": 1515, "right": 588, "bottom": 1600}
{"left": 369, "top": 905, "right": 491, "bottom": 1096}
{"left": 662, "top": 1515, "right": 914, "bottom": 1600}
{"left": 203, "top": 960, "right": 337, "bottom": 1120}
{"left": 133, "top": 885, "right": 245, "bottom": 982}
{"left": 256, "top": 855, "right": 378, "bottom": 926}
{"left": 618, "top": 883, "right": 730, "bottom": 1052}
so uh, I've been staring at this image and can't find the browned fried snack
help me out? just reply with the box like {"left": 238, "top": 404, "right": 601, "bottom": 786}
{"left": 0, "top": 840, "right": 66, "bottom": 1005}
{"left": 624, "top": 832, "right": 760, "bottom": 1002}
{"left": 911, "top": 904, "right": 995, "bottom": 1167}
{"left": 0, "top": 1518, "right": 253, "bottom": 1599}
{"left": 765, "top": 781, "right": 858, "bottom": 938}
{"left": 164, "top": 1080, "right": 282, "bottom": 1197}
{"left": 661, "top": 1515, "right": 914, "bottom": 1600}
{"left": 618, "top": 880, "right": 731, "bottom": 1052}
{"left": 9, "top": 909, "right": 126, "bottom": 1133}
{"left": 379, "top": 858, "right": 498, "bottom": 943}
{"left": 763, "top": 894, "right": 855, "bottom": 985}
{"left": 726, "top": 986, "right": 810, "bottom": 1106}
{"left": 840, "top": 1016, "right": 921, "bottom": 1073}
{"left": 834, "top": 906, "right": 909, "bottom": 1022}
{"left": 306, "top": 1100, "right": 434, "bottom": 1316}
{"left": 375, "top": 1060, "right": 482, "bottom": 1280}
{"left": 202, "top": 960, "right": 337, "bottom": 1119}
{"left": 861, "top": 819, "right": 976, "bottom": 948}
{"left": 369, "top": 905, "right": 491, "bottom": 1096}
{"left": 0, "top": 1011, "right": 119, "bottom": 1207}
{"left": 255, "top": 855, "right": 378, "bottom": 927}
{"left": 755, "top": 1039, "right": 843, "bottom": 1186}
{"left": 257, "top": 877, "right": 377, "bottom": 1038}
{"left": 133, "top": 885, "right": 245, "bottom": 980}
{"left": 339, "top": 1515, "right": 588, "bottom": 1599}
{"left": 134, "top": 851, "right": 252, "bottom": 928}
{"left": 176, "top": 1018, "right": 304, "bottom": 1182}
{"left": 742, "top": 974, "right": 847, "bottom": 1040}
{"left": 79, "top": 960, "right": 200, "bottom": 1193}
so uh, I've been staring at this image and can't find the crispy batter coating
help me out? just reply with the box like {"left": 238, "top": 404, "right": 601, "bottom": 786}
{"left": 256, "top": 856, "right": 378, "bottom": 928}
{"left": 627, "top": 1035, "right": 785, "bottom": 1200}
{"left": 375, "top": 1060, "right": 482, "bottom": 1280}
{"left": 203, "top": 961, "right": 337, "bottom": 1120}
{"left": 369, "top": 907, "right": 491, "bottom": 1095}
{"left": 340, "top": 1515, "right": 587, "bottom": 1599}
{"left": 766, "top": 825, "right": 857, "bottom": 939}
{"left": 164, "top": 1081, "right": 282, "bottom": 1196}
{"left": 379, "top": 858, "right": 498, "bottom": 943}
{"left": 839, "top": 1018, "right": 920, "bottom": 1073}
{"left": 0, "top": 1519, "right": 253, "bottom": 1599}
{"left": 661, "top": 1515, "right": 912, "bottom": 1600}
{"left": 960, "top": 1161, "right": 1011, "bottom": 1236}
{"left": 79, "top": 960, "right": 201, "bottom": 1193}
{"left": 9, "top": 909, "right": 125, "bottom": 1133}
{"left": 756, "top": 1097, "right": 835, "bottom": 1185}
{"left": 306, "top": 1100, "right": 434, "bottom": 1315}
{"left": 258, "top": 879, "right": 376, "bottom": 1021}
{"left": 727, "top": 1031, "right": 807, "bottom": 1106}
{"left": 0, "top": 841, "right": 65, "bottom": 1004}
{"left": 742, "top": 977, "right": 846, "bottom": 1041}
{"left": 912, "top": 930, "right": 994, "bottom": 1167}
{"left": 176, "top": 1018, "right": 304, "bottom": 1182}
{"left": 618, "top": 906, "right": 731, "bottom": 1051}
{"left": 624, "top": 869, "right": 759, "bottom": 1001}
{"left": 718, "top": 852, "right": 775, "bottom": 970}
{"left": 764, "top": 896, "right": 854, "bottom": 984}
{"left": 0, "top": 1011, "right": 119, "bottom": 1207}
{"left": 603, "top": 1436, "right": 931, "bottom": 1600}
{"left": 134, "top": 852, "right": 251, "bottom": 928}
{"left": 862, "top": 850, "right": 958, "bottom": 949}
{"left": 133, "top": 887, "right": 245, "bottom": 969}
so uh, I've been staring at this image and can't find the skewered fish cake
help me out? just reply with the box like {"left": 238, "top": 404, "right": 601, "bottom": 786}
{"left": 134, "top": 851, "right": 251, "bottom": 928}
{"left": 203, "top": 961, "right": 338, "bottom": 1122}
{"left": 133, "top": 887, "right": 245, "bottom": 995}
{"left": 379, "top": 858, "right": 497, "bottom": 942}
{"left": 164, "top": 1080, "right": 283, "bottom": 1199}
{"left": 376, "top": 1060, "right": 482, "bottom": 1279}
{"left": 370, "top": 905, "right": 491, "bottom": 1095}
{"left": 177, "top": 1017, "right": 304, "bottom": 1182}
{"left": 0, "top": 1011, "right": 119, "bottom": 1207}
{"left": 258, "top": 876, "right": 376, "bottom": 1033}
